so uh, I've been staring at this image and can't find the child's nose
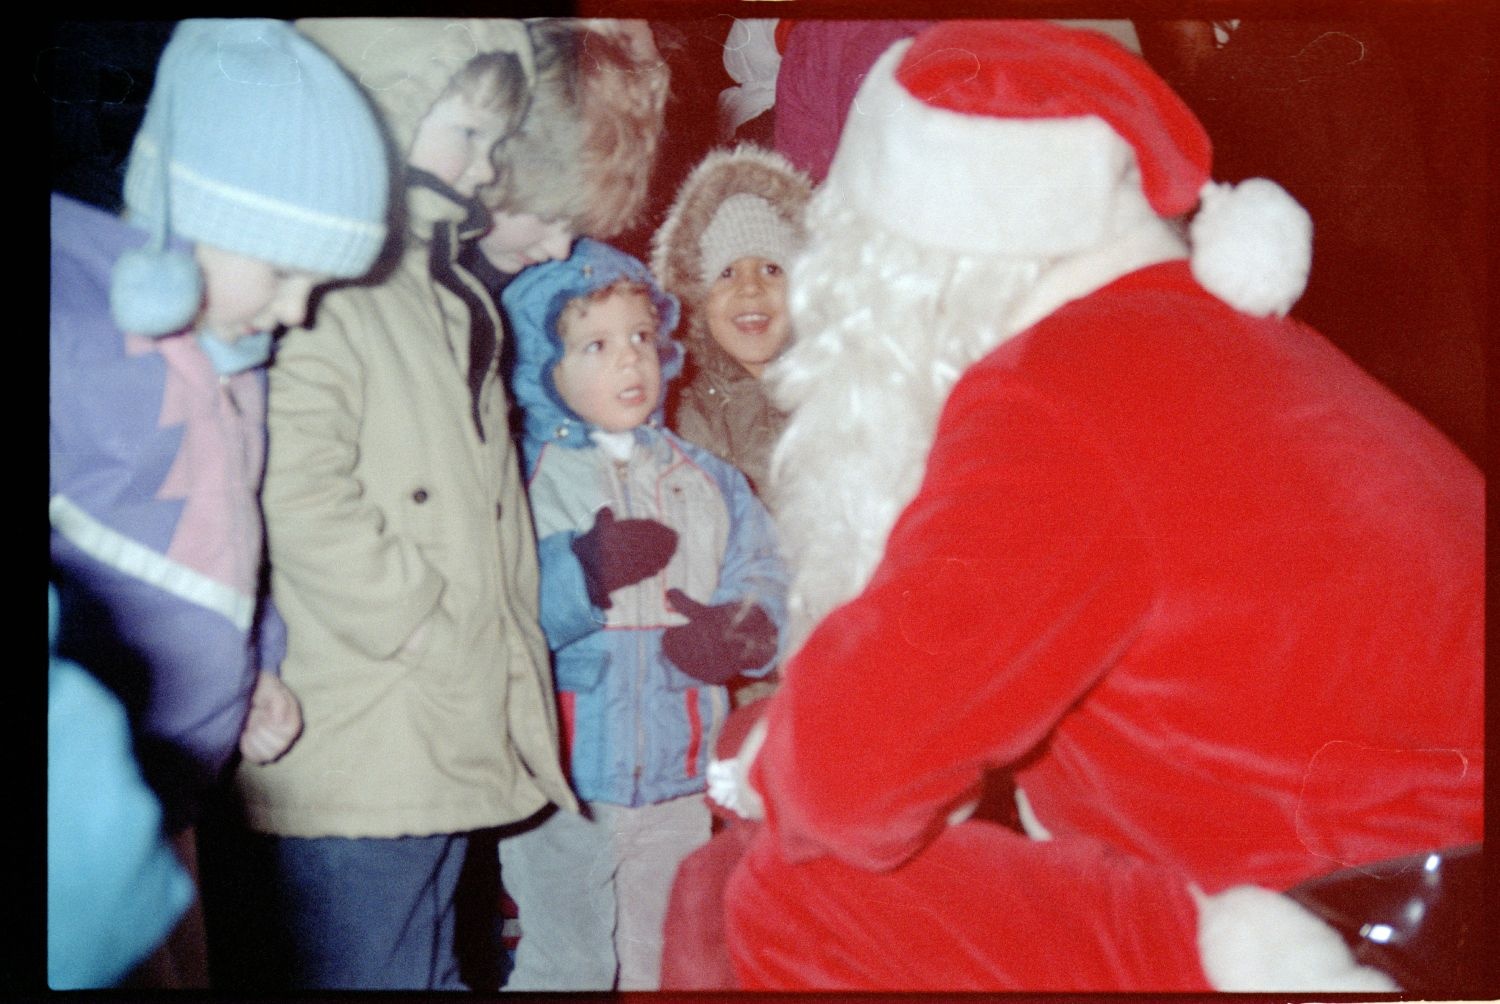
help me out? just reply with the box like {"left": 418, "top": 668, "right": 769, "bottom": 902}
{"left": 276, "top": 301, "right": 307, "bottom": 330}
{"left": 276, "top": 283, "right": 314, "bottom": 329}
{"left": 540, "top": 231, "right": 572, "bottom": 262}
{"left": 468, "top": 155, "right": 498, "bottom": 191}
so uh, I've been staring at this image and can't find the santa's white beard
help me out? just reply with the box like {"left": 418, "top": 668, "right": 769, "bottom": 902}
{"left": 766, "top": 198, "right": 1046, "bottom": 655}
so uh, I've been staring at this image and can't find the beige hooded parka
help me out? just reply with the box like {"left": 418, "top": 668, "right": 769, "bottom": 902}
{"left": 237, "top": 19, "right": 577, "bottom": 838}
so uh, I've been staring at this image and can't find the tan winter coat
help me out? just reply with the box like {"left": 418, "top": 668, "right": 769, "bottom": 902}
{"left": 673, "top": 346, "right": 786, "bottom": 498}
{"left": 238, "top": 182, "right": 577, "bottom": 837}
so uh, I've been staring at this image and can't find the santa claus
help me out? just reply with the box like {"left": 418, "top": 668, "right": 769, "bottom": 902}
{"left": 723, "top": 20, "right": 1483, "bottom": 991}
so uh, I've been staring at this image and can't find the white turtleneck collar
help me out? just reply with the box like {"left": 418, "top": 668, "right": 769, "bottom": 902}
{"left": 589, "top": 428, "right": 636, "bottom": 461}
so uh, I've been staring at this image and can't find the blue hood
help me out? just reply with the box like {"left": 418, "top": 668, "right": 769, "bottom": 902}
{"left": 502, "top": 238, "right": 683, "bottom": 454}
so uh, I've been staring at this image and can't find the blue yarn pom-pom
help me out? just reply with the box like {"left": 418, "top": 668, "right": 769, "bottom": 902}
{"left": 109, "top": 248, "right": 203, "bottom": 337}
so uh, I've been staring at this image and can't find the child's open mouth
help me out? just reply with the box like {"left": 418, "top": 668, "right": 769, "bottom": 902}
{"left": 618, "top": 385, "right": 647, "bottom": 405}
{"left": 733, "top": 312, "right": 772, "bottom": 334}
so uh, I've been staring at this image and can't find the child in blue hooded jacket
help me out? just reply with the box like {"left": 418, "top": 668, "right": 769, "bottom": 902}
{"left": 499, "top": 238, "right": 787, "bottom": 990}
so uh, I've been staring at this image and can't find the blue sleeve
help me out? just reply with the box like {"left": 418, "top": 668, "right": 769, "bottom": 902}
{"left": 49, "top": 583, "right": 194, "bottom": 989}
{"left": 536, "top": 529, "right": 606, "bottom": 651}
{"left": 254, "top": 595, "right": 288, "bottom": 673}
{"left": 50, "top": 533, "right": 259, "bottom": 781}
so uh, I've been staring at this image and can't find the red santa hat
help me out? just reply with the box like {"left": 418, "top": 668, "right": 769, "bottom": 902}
{"left": 827, "top": 20, "right": 1311, "bottom": 317}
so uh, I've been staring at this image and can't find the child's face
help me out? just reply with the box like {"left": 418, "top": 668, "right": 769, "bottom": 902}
{"left": 704, "top": 256, "right": 790, "bottom": 378}
{"left": 478, "top": 211, "right": 576, "bottom": 274}
{"left": 408, "top": 92, "right": 514, "bottom": 199}
{"left": 193, "top": 243, "right": 326, "bottom": 342}
{"left": 552, "top": 291, "right": 661, "bottom": 433}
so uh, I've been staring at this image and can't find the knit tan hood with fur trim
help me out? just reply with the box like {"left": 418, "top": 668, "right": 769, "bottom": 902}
{"left": 650, "top": 144, "right": 813, "bottom": 364}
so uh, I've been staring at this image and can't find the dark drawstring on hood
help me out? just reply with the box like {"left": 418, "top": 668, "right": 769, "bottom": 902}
{"left": 412, "top": 169, "right": 500, "bottom": 441}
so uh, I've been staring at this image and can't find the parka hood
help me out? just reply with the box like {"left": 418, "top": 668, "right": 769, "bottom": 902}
{"left": 503, "top": 238, "right": 682, "bottom": 449}
{"left": 649, "top": 144, "right": 813, "bottom": 374}
{"left": 297, "top": 18, "right": 535, "bottom": 156}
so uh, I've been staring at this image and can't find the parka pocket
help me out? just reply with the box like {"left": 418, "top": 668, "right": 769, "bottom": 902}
{"left": 554, "top": 648, "right": 608, "bottom": 693}
{"left": 395, "top": 603, "right": 456, "bottom": 671}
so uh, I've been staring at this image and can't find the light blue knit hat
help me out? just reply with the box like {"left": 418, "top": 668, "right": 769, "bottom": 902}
{"left": 111, "top": 19, "right": 391, "bottom": 337}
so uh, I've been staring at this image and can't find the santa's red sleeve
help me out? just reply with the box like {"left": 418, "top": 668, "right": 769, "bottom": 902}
{"left": 753, "top": 365, "right": 1158, "bottom": 870}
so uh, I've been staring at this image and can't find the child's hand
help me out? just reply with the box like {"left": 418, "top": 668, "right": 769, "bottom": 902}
{"left": 661, "top": 589, "right": 777, "bottom": 684}
{"left": 571, "top": 506, "right": 678, "bottom": 609}
{"left": 239, "top": 671, "right": 304, "bottom": 765}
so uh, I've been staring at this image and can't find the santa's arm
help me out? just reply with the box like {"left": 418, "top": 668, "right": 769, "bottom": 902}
{"left": 753, "top": 362, "right": 1159, "bottom": 870}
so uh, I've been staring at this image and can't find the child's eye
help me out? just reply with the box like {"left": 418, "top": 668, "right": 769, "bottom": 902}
{"left": 719, "top": 265, "right": 734, "bottom": 280}
{"left": 629, "top": 330, "right": 650, "bottom": 345}
{"left": 763, "top": 262, "right": 782, "bottom": 277}
{"left": 582, "top": 340, "right": 603, "bottom": 354}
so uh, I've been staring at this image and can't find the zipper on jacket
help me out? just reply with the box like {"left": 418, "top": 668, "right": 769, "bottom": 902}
{"left": 610, "top": 452, "right": 652, "bottom": 807}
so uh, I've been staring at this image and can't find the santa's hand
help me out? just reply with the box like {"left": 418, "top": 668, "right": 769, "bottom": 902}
{"left": 662, "top": 589, "right": 777, "bottom": 684}
{"left": 707, "top": 714, "right": 770, "bottom": 821}
{"left": 239, "top": 671, "right": 304, "bottom": 765}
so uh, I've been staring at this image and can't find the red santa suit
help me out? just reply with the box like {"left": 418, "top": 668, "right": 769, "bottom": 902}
{"left": 723, "top": 22, "right": 1483, "bottom": 993}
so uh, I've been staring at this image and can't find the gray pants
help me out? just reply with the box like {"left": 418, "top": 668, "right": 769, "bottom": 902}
{"left": 499, "top": 795, "right": 710, "bottom": 991}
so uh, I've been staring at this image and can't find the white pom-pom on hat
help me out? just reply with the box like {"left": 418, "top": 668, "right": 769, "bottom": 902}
{"left": 824, "top": 21, "right": 1318, "bottom": 319}
{"left": 1190, "top": 179, "right": 1312, "bottom": 318}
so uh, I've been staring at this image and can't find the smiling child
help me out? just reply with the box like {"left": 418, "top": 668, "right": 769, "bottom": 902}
{"left": 652, "top": 144, "right": 813, "bottom": 498}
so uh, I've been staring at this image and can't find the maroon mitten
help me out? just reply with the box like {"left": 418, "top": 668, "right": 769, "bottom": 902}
{"left": 662, "top": 588, "right": 777, "bottom": 684}
{"left": 571, "top": 507, "right": 677, "bottom": 609}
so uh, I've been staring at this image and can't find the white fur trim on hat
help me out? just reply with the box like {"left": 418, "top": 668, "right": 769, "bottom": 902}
{"left": 828, "top": 40, "right": 1152, "bottom": 257}
{"left": 1193, "top": 885, "right": 1398, "bottom": 992}
{"left": 698, "top": 193, "right": 797, "bottom": 285}
{"left": 1190, "top": 178, "right": 1312, "bottom": 317}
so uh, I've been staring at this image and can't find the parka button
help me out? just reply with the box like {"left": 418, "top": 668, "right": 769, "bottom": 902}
{"left": 412, "top": 488, "right": 429, "bottom": 504}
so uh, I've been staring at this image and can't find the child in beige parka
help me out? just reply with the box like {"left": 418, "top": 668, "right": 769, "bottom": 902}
{"left": 232, "top": 19, "right": 577, "bottom": 991}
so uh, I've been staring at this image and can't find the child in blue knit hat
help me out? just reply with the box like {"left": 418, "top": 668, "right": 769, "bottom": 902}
{"left": 49, "top": 17, "right": 390, "bottom": 988}
{"left": 498, "top": 237, "right": 788, "bottom": 991}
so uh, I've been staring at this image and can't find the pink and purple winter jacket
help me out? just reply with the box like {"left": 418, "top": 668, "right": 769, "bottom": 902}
{"left": 50, "top": 193, "right": 284, "bottom": 825}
